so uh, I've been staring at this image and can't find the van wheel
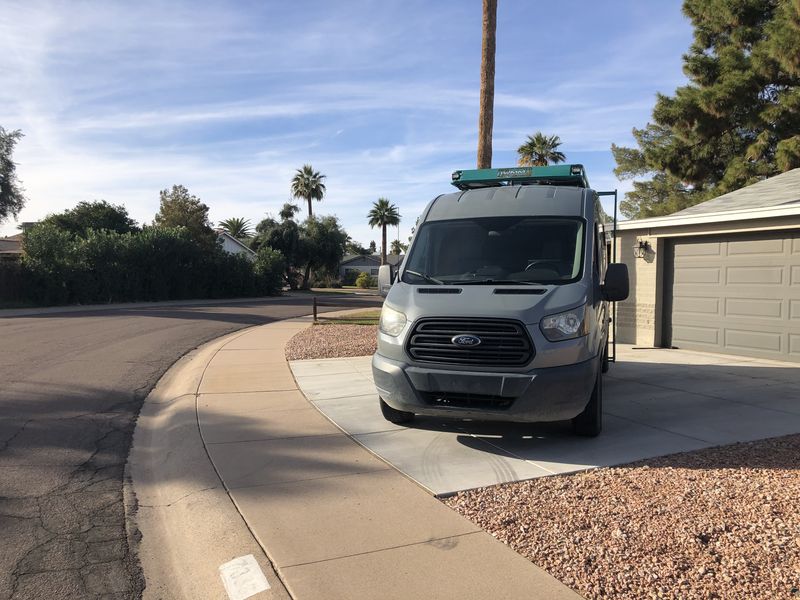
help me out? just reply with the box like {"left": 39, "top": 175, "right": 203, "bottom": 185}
{"left": 572, "top": 371, "right": 602, "bottom": 437}
{"left": 601, "top": 342, "right": 610, "bottom": 373}
{"left": 380, "top": 398, "right": 414, "bottom": 424}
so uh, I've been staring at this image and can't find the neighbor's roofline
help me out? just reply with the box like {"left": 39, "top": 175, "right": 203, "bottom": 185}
{"left": 218, "top": 231, "right": 256, "bottom": 255}
{"left": 616, "top": 201, "right": 800, "bottom": 231}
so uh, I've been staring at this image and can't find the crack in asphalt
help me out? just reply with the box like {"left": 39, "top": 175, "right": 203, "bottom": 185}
{"left": 0, "top": 419, "right": 34, "bottom": 454}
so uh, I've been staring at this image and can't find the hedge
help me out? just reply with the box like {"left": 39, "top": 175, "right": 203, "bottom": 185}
{"left": 0, "top": 224, "right": 285, "bottom": 306}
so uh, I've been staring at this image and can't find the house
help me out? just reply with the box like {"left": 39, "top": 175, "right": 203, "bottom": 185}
{"left": 614, "top": 167, "right": 800, "bottom": 363}
{"left": 338, "top": 254, "right": 404, "bottom": 279}
{"left": 217, "top": 231, "right": 256, "bottom": 261}
{"left": 0, "top": 233, "right": 23, "bottom": 262}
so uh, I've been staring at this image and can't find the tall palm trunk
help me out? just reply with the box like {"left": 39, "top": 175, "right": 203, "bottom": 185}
{"left": 381, "top": 224, "right": 387, "bottom": 265}
{"left": 306, "top": 196, "right": 312, "bottom": 218}
{"left": 477, "top": 0, "right": 497, "bottom": 169}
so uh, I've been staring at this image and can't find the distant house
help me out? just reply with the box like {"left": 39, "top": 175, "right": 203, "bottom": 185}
{"left": 0, "top": 233, "right": 23, "bottom": 262}
{"left": 217, "top": 231, "right": 256, "bottom": 261}
{"left": 339, "top": 254, "right": 403, "bottom": 279}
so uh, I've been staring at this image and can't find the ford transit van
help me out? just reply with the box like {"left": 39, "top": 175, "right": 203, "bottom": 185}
{"left": 373, "top": 164, "right": 629, "bottom": 436}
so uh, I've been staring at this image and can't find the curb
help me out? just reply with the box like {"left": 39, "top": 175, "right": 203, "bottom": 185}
{"left": 128, "top": 327, "right": 293, "bottom": 600}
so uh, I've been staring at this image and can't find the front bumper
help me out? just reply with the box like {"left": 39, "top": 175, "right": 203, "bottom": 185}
{"left": 372, "top": 353, "right": 599, "bottom": 423}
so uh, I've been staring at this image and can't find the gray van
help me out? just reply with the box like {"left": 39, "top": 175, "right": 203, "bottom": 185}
{"left": 372, "top": 164, "right": 628, "bottom": 436}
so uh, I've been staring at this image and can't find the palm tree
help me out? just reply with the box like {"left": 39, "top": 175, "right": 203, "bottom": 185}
{"left": 367, "top": 198, "right": 401, "bottom": 265}
{"left": 517, "top": 133, "right": 567, "bottom": 167}
{"left": 290, "top": 165, "right": 326, "bottom": 218}
{"left": 390, "top": 239, "right": 405, "bottom": 256}
{"left": 218, "top": 217, "right": 252, "bottom": 239}
{"left": 279, "top": 202, "right": 300, "bottom": 221}
{"left": 477, "top": 0, "right": 497, "bottom": 169}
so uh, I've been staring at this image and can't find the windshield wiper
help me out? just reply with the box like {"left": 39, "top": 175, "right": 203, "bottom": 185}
{"left": 452, "top": 279, "right": 539, "bottom": 285}
{"left": 403, "top": 269, "right": 445, "bottom": 285}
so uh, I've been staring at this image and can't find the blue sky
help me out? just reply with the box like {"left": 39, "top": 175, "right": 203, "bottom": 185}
{"left": 0, "top": 0, "right": 693, "bottom": 243}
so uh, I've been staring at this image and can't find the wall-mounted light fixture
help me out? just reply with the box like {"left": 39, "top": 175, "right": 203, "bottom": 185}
{"left": 633, "top": 239, "right": 650, "bottom": 259}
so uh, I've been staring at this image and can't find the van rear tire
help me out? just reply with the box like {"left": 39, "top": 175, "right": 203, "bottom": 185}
{"left": 380, "top": 398, "right": 415, "bottom": 424}
{"left": 601, "top": 341, "right": 610, "bottom": 373}
{"left": 572, "top": 370, "right": 602, "bottom": 437}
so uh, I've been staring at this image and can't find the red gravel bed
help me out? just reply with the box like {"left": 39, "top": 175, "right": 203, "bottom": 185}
{"left": 445, "top": 434, "right": 800, "bottom": 600}
{"left": 285, "top": 323, "right": 377, "bottom": 360}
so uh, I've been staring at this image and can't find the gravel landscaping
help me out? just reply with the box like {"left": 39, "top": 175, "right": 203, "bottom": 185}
{"left": 445, "top": 434, "right": 800, "bottom": 600}
{"left": 285, "top": 323, "right": 377, "bottom": 360}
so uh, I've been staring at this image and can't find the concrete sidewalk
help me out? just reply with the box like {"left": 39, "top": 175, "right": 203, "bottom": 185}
{"left": 194, "top": 319, "right": 580, "bottom": 599}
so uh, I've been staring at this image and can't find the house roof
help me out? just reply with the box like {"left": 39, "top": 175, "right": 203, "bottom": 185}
{"left": 341, "top": 254, "right": 403, "bottom": 266}
{"left": 617, "top": 168, "right": 800, "bottom": 231}
{"left": 0, "top": 234, "right": 23, "bottom": 255}
{"left": 216, "top": 231, "right": 256, "bottom": 255}
{"left": 671, "top": 168, "right": 800, "bottom": 216}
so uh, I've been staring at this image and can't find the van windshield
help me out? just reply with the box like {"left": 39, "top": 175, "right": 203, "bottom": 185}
{"left": 402, "top": 217, "right": 585, "bottom": 285}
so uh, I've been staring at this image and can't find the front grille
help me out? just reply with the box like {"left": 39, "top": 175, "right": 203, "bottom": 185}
{"left": 406, "top": 318, "right": 534, "bottom": 367}
{"left": 420, "top": 391, "right": 515, "bottom": 410}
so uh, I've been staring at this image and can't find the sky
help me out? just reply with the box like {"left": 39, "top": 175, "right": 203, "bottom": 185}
{"left": 0, "top": 0, "right": 694, "bottom": 245}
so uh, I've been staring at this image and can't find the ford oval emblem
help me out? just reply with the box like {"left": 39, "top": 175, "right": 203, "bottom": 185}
{"left": 451, "top": 334, "right": 482, "bottom": 347}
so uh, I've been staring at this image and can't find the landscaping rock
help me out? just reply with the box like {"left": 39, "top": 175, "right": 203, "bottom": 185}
{"left": 285, "top": 324, "right": 377, "bottom": 360}
{"left": 445, "top": 434, "right": 800, "bottom": 600}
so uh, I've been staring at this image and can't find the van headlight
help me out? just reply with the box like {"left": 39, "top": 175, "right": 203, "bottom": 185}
{"left": 540, "top": 304, "right": 589, "bottom": 341}
{"left": 379, "top": 305, "right": 407, "bottom": 337}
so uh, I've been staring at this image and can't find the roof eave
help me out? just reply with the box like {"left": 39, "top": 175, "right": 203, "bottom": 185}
{"left": 617, "top": 202, "right": 800, "bottom": 231}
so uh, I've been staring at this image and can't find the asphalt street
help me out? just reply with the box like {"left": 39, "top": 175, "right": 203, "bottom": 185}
{"left": 0, "top": 293, "right": 382, "bottom": 600}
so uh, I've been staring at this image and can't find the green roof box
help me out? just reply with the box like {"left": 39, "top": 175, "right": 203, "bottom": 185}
{"left": 451, "top": 164, "right": 589, "bottom": 190}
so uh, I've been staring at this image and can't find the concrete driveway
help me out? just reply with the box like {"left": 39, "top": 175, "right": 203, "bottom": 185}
{"left": 289, "top": 346, "right": 800, "bottom": 496}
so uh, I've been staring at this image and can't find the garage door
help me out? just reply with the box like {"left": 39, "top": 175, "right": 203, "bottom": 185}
{"left": 665, "top": 230, "right": 800, "bottom": 362}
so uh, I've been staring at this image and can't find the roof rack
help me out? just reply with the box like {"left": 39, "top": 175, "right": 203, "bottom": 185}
{"left": 451, "top": 164, "right": 589, "bottom": 190}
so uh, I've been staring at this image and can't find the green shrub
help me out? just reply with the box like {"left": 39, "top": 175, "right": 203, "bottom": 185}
{"left": 355, "top": 271, "right": 375, "bottom": 288}
{"left": 253, "top": 246, "right": 286, "bottom": 295}
{"left": 341, "top": 270, "right": 359, "bottom": 286}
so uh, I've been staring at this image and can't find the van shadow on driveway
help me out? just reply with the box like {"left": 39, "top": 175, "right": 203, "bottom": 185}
{"left": 289, "top": 348, "right": 800, "bottom": 496}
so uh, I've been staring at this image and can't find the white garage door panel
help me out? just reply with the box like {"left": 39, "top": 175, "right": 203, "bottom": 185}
{"left": 674, "top": 296, "right": 720, "bottom": 315}
{"left": 668, "top": 230, "right": 800, "bottom": 362}
{"left": 675, "top": 267, "right": 721, "bottom": 284}
{"left": 726, "top": 266, "right": 783, "bottom": 284}
{"left": 726, "top": 298, "right": 782, "bottom": 318}
{"left": 725, "top": 329, "right": 782, "bottom": 352}
{"left": 727, "top": 238, "right": 784, "bottom": 254}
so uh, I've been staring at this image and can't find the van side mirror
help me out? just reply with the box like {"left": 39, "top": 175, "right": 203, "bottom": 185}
{"left": 601, "top": 263, "right": 629, "bottom": 302}
{"left": 378, "top": 264, "right": 393, "bottom": 297}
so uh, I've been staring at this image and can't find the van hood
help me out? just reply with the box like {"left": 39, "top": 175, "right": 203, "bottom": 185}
{"left": 384, "top": 281, "right": 589, "bottom": 325}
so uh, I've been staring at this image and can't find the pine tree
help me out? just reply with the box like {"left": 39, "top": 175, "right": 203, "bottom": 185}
{"left": 613, "top": 0, "right": 800, "bottom": 219}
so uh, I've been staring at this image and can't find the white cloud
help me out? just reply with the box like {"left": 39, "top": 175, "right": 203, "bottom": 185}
{"left": 0, "top": 0, "right": 692, "bottom": 240}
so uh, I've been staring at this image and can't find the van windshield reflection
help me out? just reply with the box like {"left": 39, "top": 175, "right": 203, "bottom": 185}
{"left": 401, "top": 217, "right": 585, "bottom": 285}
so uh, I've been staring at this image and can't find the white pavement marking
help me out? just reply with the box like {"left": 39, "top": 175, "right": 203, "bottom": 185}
{"left": 219, "top": 555, "right": 271, "bottom": 600}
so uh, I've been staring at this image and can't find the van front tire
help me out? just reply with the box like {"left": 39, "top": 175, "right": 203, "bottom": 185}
{"left": 572, "top": 370, "right": 602, "bottom": 437}
{"left": 380, "top": 398, "right": 415, "bottom": 424}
